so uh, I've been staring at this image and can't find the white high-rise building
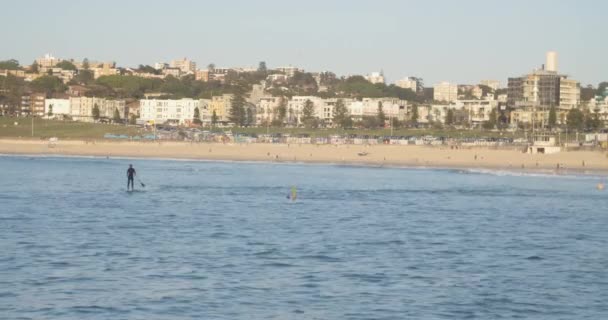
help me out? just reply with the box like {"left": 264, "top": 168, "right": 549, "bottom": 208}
{"left": 433, "top": 82, "right": 458, "bottom": 103}
{"left": 365, "top": 72, "right": 385, "bottom": 84}
{"left": 546, "top": 51, "right": 558, "bottom": 72}
{"left": 140, "top": 98, "right": 204, "bottom": 125}
{"left": 395, "top": 77, "right": 423, "bottom": 92}
{"left": 170, "top": 58, "right": 196, "bottom": 74}
{"left": 36, "top": 54, "right": 61, "bottom": 68}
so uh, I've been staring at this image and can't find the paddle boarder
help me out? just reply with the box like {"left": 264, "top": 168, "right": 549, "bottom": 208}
{"left": 127, "top": 164, "right": 136, "bottom": 191}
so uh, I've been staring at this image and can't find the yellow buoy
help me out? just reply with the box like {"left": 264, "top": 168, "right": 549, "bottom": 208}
{"left": 597, "top": 183, "right": 605, "bottom": 191}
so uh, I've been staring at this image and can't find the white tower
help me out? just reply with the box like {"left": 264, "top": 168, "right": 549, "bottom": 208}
{"left": 546, "top": 51, "right": 558, "bottom": 72}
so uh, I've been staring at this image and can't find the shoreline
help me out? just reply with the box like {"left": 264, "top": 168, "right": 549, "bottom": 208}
{"left": 1, "top": 138, "right": 607, "bottom": 175}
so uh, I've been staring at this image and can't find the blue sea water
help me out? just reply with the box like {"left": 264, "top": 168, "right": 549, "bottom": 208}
{"left": 0, "top": 155, "right": 607, "bottom": 320}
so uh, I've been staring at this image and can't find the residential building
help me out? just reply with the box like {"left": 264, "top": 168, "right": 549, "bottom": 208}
{"left": 91, "top": 62, "right": 119, "bottom": 79}
{"left": 36, "top": 54, "right": 60, "bottom": 68}
{"left": 162, "top": 67, "right": 181, "bottom": 78}
{"left": 275, "top": 66, "right": 302, "bottom": 77}
{"left": 170, "top": 58, "right": 196, "bottom": 74}
{"left": 248, "top": 84, "right": 265, "bottom": 105}
{"left": 20, "top": 94, "right": 32, "bottom": 115}
{"left": 69, "top": 97, "right": 126, "bottom": 122}
{"left": 365, "top": 72, "right": 385, "bottom": 84}
{"left": 559, "top": 78, "right": 581, "bottom": 109}
{"left": 287, "top": 96, "right": 325, "bottom": 126}
{"left": 30, "top": 93, "right": 46, "bottom": 116}
{"left": 480, "top": 80, "right": 500, "bottom": 91}
{"left": 41, "top": 67, "right": 76, "bottom": 83}
{"left": 455, "top": 100, "right": 498, "bottom": 126}
{"left": 126, "top": 100, "right": 140, "bottom": 118}
{"left": 44, "top": 99, "right": 71, "bottom": 117}
{"left": 507, "top": 51, "right": 580, "bottom": 111}
{"left": 154, "top": 62, "right": 168, "bottom": 70}
{"left": 472, "top": 86, "right": 484, "bottom": 99}
{"left": 267, "top": 74, "right": 288, "bottom": 83}
{"left": 195, "top": 69, "right": 210, "bottom": 81}
{"left": 208, "top": 94, "right": 234, "bottom": 123}
{"left": 140, "top": 98, "right": 203, "bottom": 125}
{"left": 68, "top": 85, "right": 89, "bottom": 97}
{"left": 395, "top": 77, "right": 423, "bottom": 92}
{"left": 0, "top": 69, "right": 26, "bottom": 78}
{"left": 360, "top": 98, "right": 405, "bottom": 121}
{"left": 434, "top": 82, "right": 458, "bottom": 103}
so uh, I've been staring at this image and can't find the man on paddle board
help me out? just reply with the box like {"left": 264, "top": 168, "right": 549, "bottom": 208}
{"left": 127, "top": 164, "right": 136, "bottom": 191}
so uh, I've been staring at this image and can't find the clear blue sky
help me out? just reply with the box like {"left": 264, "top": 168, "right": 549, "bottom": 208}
{"left": 1, "top": 0, "right": 605, "bottom": 86}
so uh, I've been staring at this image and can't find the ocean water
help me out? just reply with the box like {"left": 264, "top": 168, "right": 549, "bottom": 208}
{"left": 1, "top": 155, "right": 607, "bottom": 320}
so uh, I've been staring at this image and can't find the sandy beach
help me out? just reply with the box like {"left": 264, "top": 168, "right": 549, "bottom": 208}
{"left": 1, "top": 138, "right": 607, "bottom": 173}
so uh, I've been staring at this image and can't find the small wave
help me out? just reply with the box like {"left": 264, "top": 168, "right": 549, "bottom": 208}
{"left": 526, "top": 255, "right": 543, "bottom": 260}
{"left": 301, "top": 254, "right": 342, "bottom": 262}
{"left": 261, "top": 262, "right": 295, "bottom": 268}
{"left": 462, "top": 168, "right": 605, "bottom": 180}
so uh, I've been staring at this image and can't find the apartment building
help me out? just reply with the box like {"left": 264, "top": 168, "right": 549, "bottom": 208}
{"left": 44, "top": 98, "right": 71, "bottom": 117}
{"left": 256, "top": 96, "right": 283, "bottom": 125}
{"left": 395, "top": 77, "right": 423, "bottom": 92}
{"left": 208, "top": 94, "right": 234, "bottom": 123}
{"left": 140, "top": 98, "right": 203, "bottom": 125}
{"left": 170, "top": 58, "right": 196, "bottom": 74}
{"left": 36, "top": 54, "right": 61, "bottom": 68}
{"left": 365, "top": 72, "right": 385, "bottom": 84}
{"left": 433, "top": 82, "right": 458, "bottom": 103}
{"left": 507, "top": 51, "right": 580, "bottom": 111}
{"left": 69, "top": 97, "right": 126, "bottom": 122}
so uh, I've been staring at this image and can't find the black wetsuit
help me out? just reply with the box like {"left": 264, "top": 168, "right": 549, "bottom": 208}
{"left": 127, "top": 167, "right": 136, "bottom": 190}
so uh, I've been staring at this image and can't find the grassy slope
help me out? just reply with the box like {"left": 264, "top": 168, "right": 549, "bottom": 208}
{"left": 0, "top": 117, "right": 143, "bottom": 139}
{"left": 0, "top": 117, "right": 524, "bottom": 140}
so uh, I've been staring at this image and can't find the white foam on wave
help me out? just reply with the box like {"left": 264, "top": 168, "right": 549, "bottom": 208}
{"left": 462, "top": 167, "right": 606, "bottom": 180}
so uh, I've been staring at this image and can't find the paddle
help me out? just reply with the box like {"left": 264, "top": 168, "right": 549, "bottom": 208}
{"left": 138, "top": 179, "right": 146, "bottom": 187}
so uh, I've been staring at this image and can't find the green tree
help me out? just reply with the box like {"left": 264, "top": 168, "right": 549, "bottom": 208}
{"left": 391, "top": 117, "right": 401, "bottom": 129}
{"left": 30, "top": 61, "right": 39, "bottom": 73}
{"left": 301, "top": 99, "right": 316, "bottom": 128}
{"left": 257, "top": 61, "right": 267, "bottom": 74}
{"left": 0, "top": 59, "right": 20, "bottom": 70}
{"left": 246, "top": 108, "right": 254, "bottom": 127}
{"left": 598, "top": 82, "right": 608, "bottom": 96}
{"left": 82, "top": 58, "right": 90, "bottom": 70}
{"left": 276, "top": 97, "right": 287, "bottom": 126}
{"left": 446, "top": 108, "right": 454, "bottom": 125}
{"left": 333, "top": 98, "right": 351, "bottom": 128}
{"left": 377, "top": 101, "right": 386, "bottom": 127}
{"left": 92, "top": 103, "right": 101, "bottom": 121}
{"left": 483, "top": 108, "right": 497, "bottom": 130}
{"left": 361, "top": 116, "right": 378, "bottom": 129}
{"left": 229, "top": 91, "right": 246, "bottom": 126}
{"left": 193, "top": 107, "right": 202, "bottom": 125}
{"left": 30, "top": 76, "right": 67, "bottom": 95}
{"left": 47, "top": 104, "right": 53, "bottom": 118}
{"left": 207, "top": 63, "right": 215, "bottom": 71}
{"left": 113, "top": 108, "right": 121, "bottom": 123}
{"left": 410, "top": 105, "right": 419, "bottom": 125}
{"left": 0, "top": 75, "right": 26, "bottom": 108}
{"left": 548, "top": 106, "right": 557, "bottom": 129}
{"left": 137, "top": 65, "right": 160, "bottom": 74}
{"left": 70, "top": 69, "right": 94, "bottom": 85}
{"left": 129, "top": 114, "right": 137, "bottom": 125}
{"left": 566, "top": 108, "right": 584, "bottom": 131}
{"left": 56, "top": 60, "right": 77, "bottom": 71}
{"left": 211, "top": 110, "right": 218, "bottom": 126}
{"left": 586, "top": 110, "right": 602, "bottom": 131}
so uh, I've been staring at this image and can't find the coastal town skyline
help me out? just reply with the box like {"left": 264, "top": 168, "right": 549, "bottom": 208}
{"left": 1, "top": 0, "right": 606, "bottom": 85}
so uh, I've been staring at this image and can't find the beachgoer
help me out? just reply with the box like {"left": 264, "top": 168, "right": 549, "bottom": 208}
{"left": 127, "top": 164, "right": 136, "bottom": 191}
